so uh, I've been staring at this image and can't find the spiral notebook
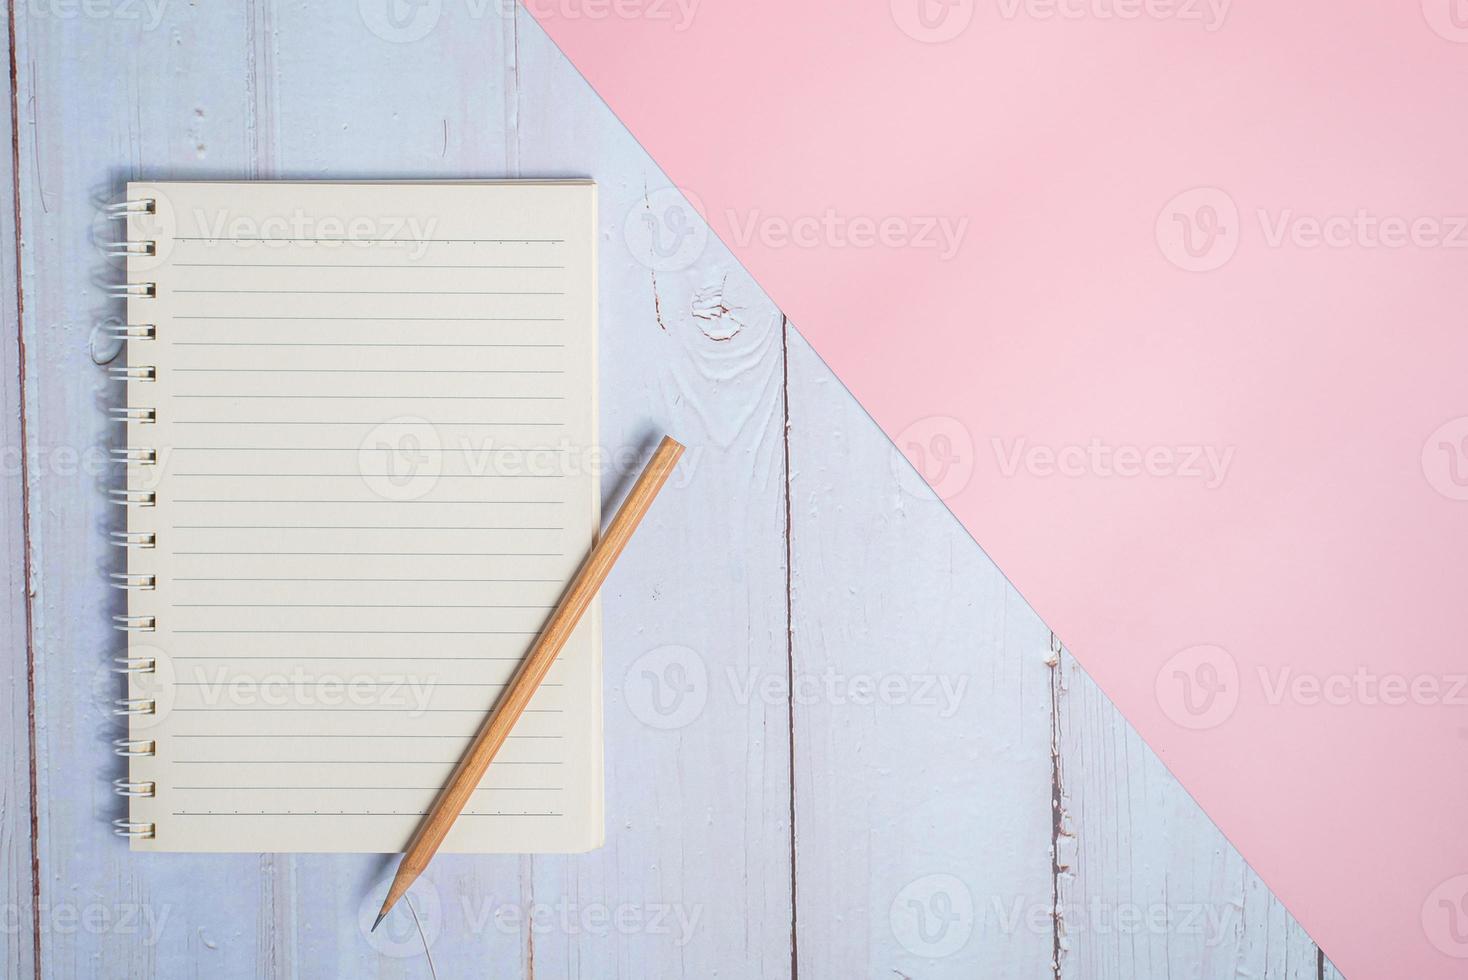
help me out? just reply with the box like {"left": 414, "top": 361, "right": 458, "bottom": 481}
{"left": 110, "top": 180, "right": 602, "bottom": 853}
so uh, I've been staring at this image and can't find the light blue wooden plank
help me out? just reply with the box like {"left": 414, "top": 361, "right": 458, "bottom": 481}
{"left": 1055, "top": 645, "right": 1337, "bottom": 979}
{"left": 515, "top": 13, "right": 794, "bottom": 976}
{"left": 1, "top": 23, "right": 38, "bottom": 978}
{"left": 13, "top": 5, "right": 273, "bottom": 977}
{"left": 242, "top": 6, "right": 528, "bottom": 976}
{"left": 785, "top": 327, "right": 1058, "bottom": 976}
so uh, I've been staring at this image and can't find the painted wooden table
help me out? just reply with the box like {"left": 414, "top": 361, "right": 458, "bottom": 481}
{"left": 1, "top": 4, "right": 1342, "bottom": 977}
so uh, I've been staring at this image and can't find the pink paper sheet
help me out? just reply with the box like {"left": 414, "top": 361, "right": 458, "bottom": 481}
{"left": 526, "top": 3, "right": 1468, "bottom": 975}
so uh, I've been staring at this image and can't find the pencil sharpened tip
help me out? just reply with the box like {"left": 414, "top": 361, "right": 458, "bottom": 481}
{"left": 371, "top": 909, "right": 387, "bottom": 933}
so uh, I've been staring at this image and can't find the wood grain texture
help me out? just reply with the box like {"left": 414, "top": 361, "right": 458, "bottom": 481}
{"left": 1055, "top": 646, "right": 1342, "bottom": 978}
{"left": 2, "top": 8, "right": 37, "bottom": 973}
{"left": 785, "top": 327, "right": 1058, "bottom": 977}
{"left": 785, "top": 321, "right": 1342, "bottom": 978}
{"left": 13, "top": 6, "right": 273, "bottom": 978}
{"left": 5, "top": 3, "right": 1344, "bottom": 977}
{"left": 515, "top": 13, "right": 795, "bottom": 975}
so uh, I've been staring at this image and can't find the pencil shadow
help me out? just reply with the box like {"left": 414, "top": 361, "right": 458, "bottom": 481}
{"left": 601, "top": 429, "right": 664, "bottom": 518}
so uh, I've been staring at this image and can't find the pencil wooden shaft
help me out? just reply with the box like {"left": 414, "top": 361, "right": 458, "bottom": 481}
{"left": 376, "top": 436, "right": 685, "bottom": 924}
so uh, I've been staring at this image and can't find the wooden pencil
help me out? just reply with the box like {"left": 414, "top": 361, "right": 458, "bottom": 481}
{"left": 373, "top": 435, "right": 686, "bottom": 929}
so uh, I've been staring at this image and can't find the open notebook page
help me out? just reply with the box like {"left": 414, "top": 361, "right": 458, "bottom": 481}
{"left": 121, "top": 180, "right": 602, "bottom": 852}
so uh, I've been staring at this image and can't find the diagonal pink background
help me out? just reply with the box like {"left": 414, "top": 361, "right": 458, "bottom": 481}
{"left": 525, "top": 2, "right": 1468, "bottom": 975}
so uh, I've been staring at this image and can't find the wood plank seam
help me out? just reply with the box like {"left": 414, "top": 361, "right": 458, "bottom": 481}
{"left": 5, "top": 2, "right": 41, "bottom": 976}
{"left": 781, "top": 314, "right": 799, "bottom": 979}
{"left": 1048, "top": 631, "right": 1069, "bottom": 979}
{"left": 1054, "top": 639, "right": 1340, "bottom": 976}
{"left": 244, "top": 0, "right": 277, "bottom": 177}
{"left": 507, "top": 4, "right": 521, "bottom": 174}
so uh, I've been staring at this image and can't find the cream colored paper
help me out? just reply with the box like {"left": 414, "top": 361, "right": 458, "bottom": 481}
{"left": 121, "top": 181, "right": 601, "bottom": 853}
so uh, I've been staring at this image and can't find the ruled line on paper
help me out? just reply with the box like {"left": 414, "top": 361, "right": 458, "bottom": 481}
{"left": 170, "top": 546, "right": 567, "bottom": 554}
{"left": 173, "top": 236, "right": 565, "bottom": 244}
{"left": 143, "top": 182, "right": 598, "bottom": 852}
{"left": 175, "top": 785, "right": 564, "bottom": 790}
{"left": 170, "top": 680, "right": 554, "bottom": 689}
{"left": 171, "top": 602, "right": 556, "bottom": 609}
{"left": 173, "top": 708, "right": 566, "bottom": 713}
{"left": 171, "top": 499, "right": 564, "bottom": 505}
{"left": 172, "top": 262, "right": 566, "bottom": 269}
{"left": 173, "top": 524, "right": 555, "bottom": 532}
{"left": 172, "top": 395, "right": 567, "bottom": 400}
{"left": 172, "top": 342, "right": 566, "bottom": 348}
{"left": 170, "top": 474, "right": 555, "bottom": 480}
{"left": 172, "top": 367, "right": 565, "bottom": 374}
{"left": 171, "top": 629, "right": 543, "bottom": 635}
{"left": 173, "top": 577, "right": 561, "bottom": 582}
{"left": 168, "top": 446, "right": 578, "bottom": 451}
{"left": 173, "top": 316, "right": 566, "bottom": 321}
{"left": 166, "top": 686, "right": 560, "bottom": 692}
{"left": 168, "top": 809, "right": 563, "bottom": 821}
{"left": 174, "top": 289, "right": 565, "bottom": 296}
{"left": 171, "top": 686, "right": 557, "bottom": 692}
{"left": 172, "top": 733, "right": 550, "bottom": 740}
{"left": 171, "top": 421, "right": 564, "bottom": 426}
{"left": 171, "top": 655, "right": 532, "bottom": 660}
{"left": 171, "top": 448, "right": 572, "bottom": 451}
{"left": 173, "top": 760, "right": 565, "bottom": 765}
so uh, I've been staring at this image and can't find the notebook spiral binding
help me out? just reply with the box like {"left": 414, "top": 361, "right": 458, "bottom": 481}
{"left": 113, "top": 698, "right": 156, "bottom": 716}
{"left": 106, "top": 199, "right": 156, "bottom": 216}
{"left": 103, "top": 324, "right": 157, "bottom": 341}
{"left": 113, "top": 778, "right": 157, "bottom": 797}
{"left": 112, "top": 820, "right": 156, "bottom": 840}
{"left": 106, "top": 282, "right": 157, "bottom": 299}
{"left": 106, "top": 196, "right": 160, "bottom": 834}
{"left": 113, "top": 738, "right": 156, "bottom": 756}
{"left": 110, "top": 531, "right": 157, "bottom": 548}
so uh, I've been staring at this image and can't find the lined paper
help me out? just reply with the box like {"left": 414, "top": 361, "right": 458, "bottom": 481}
{"left": 123, "top": 181, "right": 601, "bottom": 852}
